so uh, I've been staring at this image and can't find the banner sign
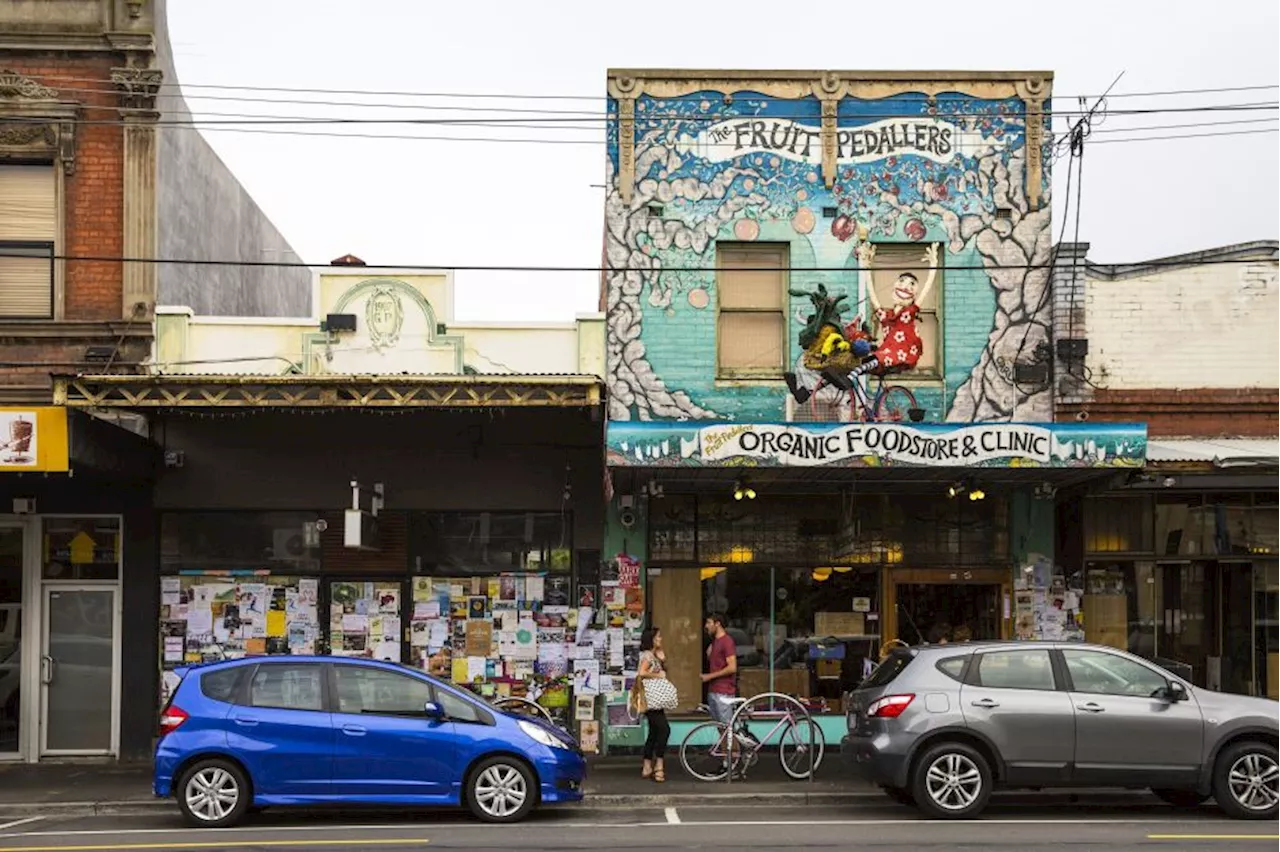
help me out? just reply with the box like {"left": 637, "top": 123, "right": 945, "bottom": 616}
{"left": 677, "top": 117, "right": 998, "bottom": 167}
{"left": 0, "top": 407, "right": 69, "bottom": 473}
{"left": 606, "top": 422, "right": 1146, "bottom": 469}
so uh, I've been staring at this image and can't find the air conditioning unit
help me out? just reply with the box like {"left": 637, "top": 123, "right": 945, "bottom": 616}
{"left": 272, "top": 528, "right": 309, "bottom": 561}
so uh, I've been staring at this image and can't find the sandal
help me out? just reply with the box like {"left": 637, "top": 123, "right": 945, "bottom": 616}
{"left": 653, "top": 768, "right": 665, "bottom": 783}
{"left": 641, "top": 765, "right": 653, "bottom": 780}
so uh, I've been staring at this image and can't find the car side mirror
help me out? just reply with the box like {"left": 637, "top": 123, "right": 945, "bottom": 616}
{"left": 423, "top": 701, "right": 446, "bottom": 720}
{"left": 1163, "top": 682, "right": 1189, "bottom": 702}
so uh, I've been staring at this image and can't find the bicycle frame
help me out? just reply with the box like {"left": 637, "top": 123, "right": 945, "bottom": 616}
{"left": 707, "top": 709, "right": 797, "bottom": 761}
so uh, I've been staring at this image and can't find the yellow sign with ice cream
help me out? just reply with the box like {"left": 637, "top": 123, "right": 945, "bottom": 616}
{"left": 0, "top": 407, "right": 69, "bottom": 472}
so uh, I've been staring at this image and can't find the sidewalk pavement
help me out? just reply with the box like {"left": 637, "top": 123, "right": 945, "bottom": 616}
{"left": 0, "top": 757, "right": 1153, "bottom": 818}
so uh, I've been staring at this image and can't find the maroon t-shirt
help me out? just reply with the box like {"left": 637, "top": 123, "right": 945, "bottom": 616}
{"left": 706, "top": 633, "right": 737, "bottom": 695}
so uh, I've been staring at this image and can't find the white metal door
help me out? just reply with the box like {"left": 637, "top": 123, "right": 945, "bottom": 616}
{"left": 40, "top": 584, "right": 120, "bottom": 756}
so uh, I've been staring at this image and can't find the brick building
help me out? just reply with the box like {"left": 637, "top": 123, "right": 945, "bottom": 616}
{"left": 1053, "top": 240, "right": 1278, "bottom": 700}
{"left": 597, "top": 69, "right": 1147, "bottom": 753}
{"left": 0, "top": 0, "right": 307, "bottom": 763}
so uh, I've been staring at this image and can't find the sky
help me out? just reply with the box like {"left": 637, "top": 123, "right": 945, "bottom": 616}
{"left": 165, "top": 0, "right": 1280, "bottom": 322}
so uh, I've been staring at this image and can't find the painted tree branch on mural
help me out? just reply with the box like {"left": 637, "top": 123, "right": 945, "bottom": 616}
{"left": 605, "top": 131, "right": 774, "bottom": 421}
{"left": 871, "top": 148, "right": 1052, "bottom": 422}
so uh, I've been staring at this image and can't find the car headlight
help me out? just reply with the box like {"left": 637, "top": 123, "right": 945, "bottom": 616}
{"left": 519, "top": 719, "right": 569, "bottom": 750}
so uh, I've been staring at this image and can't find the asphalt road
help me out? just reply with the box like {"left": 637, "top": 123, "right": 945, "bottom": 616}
{"left": 0, "top": 803, "right": 1275, "bottom": 851}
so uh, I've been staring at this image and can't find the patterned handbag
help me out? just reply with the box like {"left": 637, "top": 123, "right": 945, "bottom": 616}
{"left": 641, "top": 675, "right": 679, "bottom": 711}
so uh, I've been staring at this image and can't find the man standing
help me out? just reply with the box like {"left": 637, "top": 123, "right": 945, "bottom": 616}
{"left": 702, "top": 614, "right": 738, "bottom": 726}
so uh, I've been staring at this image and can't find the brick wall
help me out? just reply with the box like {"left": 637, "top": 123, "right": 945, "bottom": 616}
{"left": 1057, "top": 388, "right": 1278, "bottom": 438}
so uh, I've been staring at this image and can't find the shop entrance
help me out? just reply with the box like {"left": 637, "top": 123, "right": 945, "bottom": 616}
{"left": 883, "top": 568, "right": 1012, "bottom": 645}
{"left": 0, "top": 524, "right": 24, "bottom": 759}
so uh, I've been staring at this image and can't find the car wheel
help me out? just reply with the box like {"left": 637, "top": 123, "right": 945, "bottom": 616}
{"left": 1151, "top": 788, "right": 1208, "bottom": 808}
{"left": 177, "top": 759, "right": 251, "bottom": 828}
{"left": 910, "top": 742, "right": 993, "bottom": 819}
{"left": 467, "top": 756, "right": 537, "bottom": 823}
{"left": 881, "top": 785, "right": 915, "bottom": 806}
{"left": 1212, "top": 741, "right": 1279, "bottom": 820}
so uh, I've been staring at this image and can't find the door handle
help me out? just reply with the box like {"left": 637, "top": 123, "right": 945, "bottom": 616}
{"left": 40, "top": 655, "right": 55, "bottom": 686}
{"left": 1076, "top": 702, "right": 1105, "bottom": 713}
{"left": 232, "top": 716, "right": 260, "bottom": 727}
{"left": 970, "top": 698, "right": 1000, "bottom": 709}
{"left": 341, "top": 724, "right": 367, "bottom": 737}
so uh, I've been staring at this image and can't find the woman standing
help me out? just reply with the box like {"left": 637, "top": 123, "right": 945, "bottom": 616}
{"left": 637, "top": 627, "right": 672, "bottom": 783}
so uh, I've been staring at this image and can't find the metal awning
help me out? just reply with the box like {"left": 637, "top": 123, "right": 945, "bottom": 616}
{"left": 1147, "top": 439, "right": 1279, "bottom": 467}
{"left": 52, "top": 373, "right": 603, "bottom": 409}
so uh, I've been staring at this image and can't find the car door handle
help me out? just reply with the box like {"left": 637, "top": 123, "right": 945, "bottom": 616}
{"left": 341, "top": 724, "right": 367, "bottom": 737}
{"left": 232, "top": 716, "right": 259, "bottom": 727}
{"left": 1076, "top": 702, "right": 1105, "bottom": 713}
{"left": 970, "top": 698, "right": 1000, "bottom": 709}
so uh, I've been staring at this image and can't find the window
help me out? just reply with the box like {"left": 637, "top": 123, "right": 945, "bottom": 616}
{"left": 973, "top": 650, "right": 1056, "bottom": 691}
{"left": 862, "top": 651, "right": 913, "bottom": 688}
{"left": 1062, "top": 649, "right": 1169, "bottom": 698}
{"left": 434, "top": 687, "right": 484, "bottom": 724}
{"left": 868, "top": 243, "right": 941, "bottom": 376}
{"left": 334, "top": 666, "right": 433, "bottom": 717}
{"left": 410, "top": 511, "right": 571, "bottom": 575}
{"left": 201, "top": 668, "right": 243, "bottom": 703}
{"left": 247, "top": 664, "right": 324, "bottom": 711}
{"left": 936, "top": 656, "right": 968, "bottom": 682}
{"left": 0, "top": 165, "right": 56, "bottom": 319}
{"left": 42, "top": 517, "right": 121, "bottom": 581}
{"left": 717, "top": 243, "right": 787, "bottom": 377}
{"left": 160, "top": 512, "right": 323, "bottom": 573}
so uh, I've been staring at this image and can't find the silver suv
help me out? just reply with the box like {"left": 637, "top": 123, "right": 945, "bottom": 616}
{"left": 841, "top": 641, "right": 1278, "bottom": 820}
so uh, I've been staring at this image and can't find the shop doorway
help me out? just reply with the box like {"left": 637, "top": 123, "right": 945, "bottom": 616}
{"left": 0, "top": 524, "right": 24, "bottom": 759}
{"left": 883, "top": 568, "right": 1011, "bottom": 645}
{"left": 40, "top": 586, "right": 118, "bottom": 755}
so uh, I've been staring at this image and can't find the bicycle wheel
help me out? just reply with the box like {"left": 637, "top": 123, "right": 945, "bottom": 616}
{"left": 875, "top": 384, "right": 920, "bottom": 423}
{"left": 680, "top": 722, "right": 736, "bottom": 782}
{"left": 493, "top": 697, "right": 555, "bottom": 726}
{"left": 778, "top": 718, "right": 826, "bottom": 780}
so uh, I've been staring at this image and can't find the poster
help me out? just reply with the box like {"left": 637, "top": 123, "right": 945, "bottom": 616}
{"left": 574, "top": 694, "right": 596, "bottom": 722}
{"left": 579, "top": 720, "right": 600, "bottom": 754}
{"left": 573, "top": 659, "right": 600, "bottom": 696}
{"left": 615, "top": 554, "right": 641, "bottom": 589}
{"left": 465, "top": 619, "right": 493, "bottom": 657}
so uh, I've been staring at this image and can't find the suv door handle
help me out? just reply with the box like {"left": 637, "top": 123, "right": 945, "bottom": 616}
{"left": 1076, "top": 702, "right": 1105, "bottom": 713}
{"left": 970, "top": 698, "right": 1000, "bottom": 709}
{"left": 341, "top": 724, "right": 367, "bottom": 737}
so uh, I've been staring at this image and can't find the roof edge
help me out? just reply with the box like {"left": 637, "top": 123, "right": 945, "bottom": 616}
{"left": 606, "top": 68, "right": 1055, "bottom": 82}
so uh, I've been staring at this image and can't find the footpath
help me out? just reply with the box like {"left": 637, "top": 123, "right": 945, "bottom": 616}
{"left": 0, "top": 758, "right": 1152, "bottom": 819}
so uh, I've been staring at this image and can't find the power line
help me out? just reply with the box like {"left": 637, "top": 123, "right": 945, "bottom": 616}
{"left": 1089, "top": 128, "right": 1278, "bottom": 143}
{"left": 0, "top": 249, "right": 1271, "bottom": 274}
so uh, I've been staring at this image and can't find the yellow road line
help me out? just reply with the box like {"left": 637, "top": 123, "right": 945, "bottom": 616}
{"left": 1146, "top": 835, "right": 1280, "bottom": 841}
{"left": 0, "top": 839, "right": 428, "bottom": 852}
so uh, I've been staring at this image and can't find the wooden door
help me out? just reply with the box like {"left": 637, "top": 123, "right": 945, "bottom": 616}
{"left": 647, "top": 569, "right": 702, "bottom": 712}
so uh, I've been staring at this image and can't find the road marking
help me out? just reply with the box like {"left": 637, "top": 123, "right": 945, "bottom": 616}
{"left": 1147, "top": 836, "right": 1280, "bottom": 841}
{"left": 0, "top": 821, "right": 43, "bottom": 833}
{"left": 0, "top": 840, "right": 429, "bottom": 852}
{"left": 664, "top": 807, "right": 681, "bottom": 824}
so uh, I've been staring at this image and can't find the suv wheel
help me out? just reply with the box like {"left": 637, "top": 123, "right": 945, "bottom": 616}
{"left": 467, "top": 756, "right": 536, "bottom": 823}
{"left": 177, "top": 758, "right": 251, "bottom": 828}
{"left": 1151, "top": 788, "right": 1207, "bottom": 808}
{"left": 1212, "top": 741, "right": 1279, "bottom": 820}
{"left": 911, "top": 742, "right": 993, "bottom": 820}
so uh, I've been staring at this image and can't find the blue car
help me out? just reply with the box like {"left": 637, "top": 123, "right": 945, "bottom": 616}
{"left": 154, "top": 657, "right": 586, "bottom": 827}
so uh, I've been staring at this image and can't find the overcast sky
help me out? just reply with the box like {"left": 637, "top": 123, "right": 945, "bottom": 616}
{"left": 165, "top": 0, "right": 1279, "bottom": 322}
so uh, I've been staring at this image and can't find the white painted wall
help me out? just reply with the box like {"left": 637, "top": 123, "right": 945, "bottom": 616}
{"left": 1084, "top": 258, "right": 1278, "bottom": 389}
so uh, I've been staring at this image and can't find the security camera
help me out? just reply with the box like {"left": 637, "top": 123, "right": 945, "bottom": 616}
{"left": 619, "top": 508, "right": 637, "bottom": 529}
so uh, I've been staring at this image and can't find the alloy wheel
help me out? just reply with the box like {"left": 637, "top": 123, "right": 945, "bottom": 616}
{"left": 474, "top": 764, "right": 528, "bottom": 819}
{"left": 924, "top": 752, "right": 983, "bottom": 812}
{"left": 184, "top": 767, "right": 240, "bottom": 823}
{"left": 1228, "top": 752, "right": 1280, "bottom": 813}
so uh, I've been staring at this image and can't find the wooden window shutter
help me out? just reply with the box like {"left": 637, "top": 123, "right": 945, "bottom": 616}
{"left": 0, "top": 165, "right": 57, "bottom": 318}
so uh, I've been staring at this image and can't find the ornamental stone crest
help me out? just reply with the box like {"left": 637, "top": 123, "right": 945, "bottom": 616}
{"left": 0, "top": 70, "right": 58, "bottom": 100}
{"left": 365, "top": 285, "right": 404, "bottom": 351}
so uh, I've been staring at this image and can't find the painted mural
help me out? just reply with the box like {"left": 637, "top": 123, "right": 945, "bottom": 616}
{"left": 604, "top": 76, "right": 1053, "bottom": 425}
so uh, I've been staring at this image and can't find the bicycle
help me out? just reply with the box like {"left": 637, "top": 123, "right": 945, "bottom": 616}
{"left": 490, "top": 695, "right": 557, "bottom": 728}
{"left": 679, "top": 696, "right": 825, "bottom": 781}
{"left": 807, "top": 366, "right": 924, "bottom": 423}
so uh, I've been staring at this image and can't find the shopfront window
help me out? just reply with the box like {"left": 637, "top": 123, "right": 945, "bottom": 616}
{"left": 42, "top": 517, "right": 120, "bottom": 581}
{"left": 161, "top": 512, "right": 323, "bottom": 573}
{"left": 409, "top": 512, "right": 571, "bottom": 575}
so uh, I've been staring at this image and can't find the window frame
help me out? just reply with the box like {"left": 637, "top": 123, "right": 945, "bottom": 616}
{"left": 0, "top": 160, "right": 64, "bottom": 321}
{"left": 242, "top": 661, "right": 329, "bottom": 713}
{"left": 0, "top": 239, "right": 55, "bottom": 320}
{"left": 330, "top": 662, "right": 438, "bottom": 719}
{"left": 715, "top": 242, "right": 789, "bottom": 380}
{"left": 968, "top": 648, "right": 1061, "bottom": 692}
{"left": 327, "top": 662, "right": 495, "bottom": 725}
{"left": 1058, "top": 648, "right": 1173, "bottom": 699}
{"left": 866, "top": 241, "right": 944, "bottom": 381}
{"left": 199, "top": 666, "right": 245, "bottom": 704}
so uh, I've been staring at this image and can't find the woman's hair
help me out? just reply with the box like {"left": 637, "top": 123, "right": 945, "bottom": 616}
{"left": 896, "top": 272, "right": 919, "bottom": 285}
{"left": 639, "top": 627, "right": 661, "bottom": 651}
{"left": 926, "top": 622, "right": 952, "bottom": 644}
{"left": 952, "top": 624, "right": 973, "bottom": 642}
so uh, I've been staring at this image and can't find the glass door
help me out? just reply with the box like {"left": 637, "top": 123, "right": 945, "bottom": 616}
{"left": 41, "top": 586, "right": 117, "bottom": 755}
{"left": 1157, "top": 561, "right": 1218, "bottom": 689}
{"left": 0, "top": 525, "right": 24, "bottom": 758}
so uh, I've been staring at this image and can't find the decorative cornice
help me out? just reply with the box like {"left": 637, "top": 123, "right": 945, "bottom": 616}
{"left": 111, "top": 66, "right": 162, "bottom": 111}
{"left": 0, "top": 69, "right": 58, "bottom": 100}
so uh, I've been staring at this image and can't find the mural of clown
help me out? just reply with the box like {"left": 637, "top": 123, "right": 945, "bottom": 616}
{"left": 845, "top": 239, "right": 939, "bottom": 379}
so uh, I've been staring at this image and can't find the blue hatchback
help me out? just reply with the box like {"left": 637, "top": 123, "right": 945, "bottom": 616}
{"left": 154, "top": 657, "right": 586, "bottom": 827}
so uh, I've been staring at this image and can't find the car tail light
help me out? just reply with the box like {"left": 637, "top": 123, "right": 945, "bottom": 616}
{"left": 867, "top": 694, "right": 915, "bottom": 718}
{"left": 159, "top": 706, "right": 189, "bottom": 737}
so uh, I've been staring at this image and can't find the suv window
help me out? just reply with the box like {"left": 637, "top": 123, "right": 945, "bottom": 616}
{"left": 861, "top": 651, "right": 912, "bottom": 688}
{"left": 936, "top": 655, "right": 967, "bottom": 682}
{"left": 247, "top": 664, "right": 324, "bottom": 711}
{"left": 1063, "top": 649, "right": 1169, "bottom": 698}
{"left": 334, "top": 666, "right": 434, "bottom": 717}
{"left": 200, "top": 668, "right": 242, "bottom": 703}
{"left": 973, "top": 649, "right": 1056, "bottom": 691}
